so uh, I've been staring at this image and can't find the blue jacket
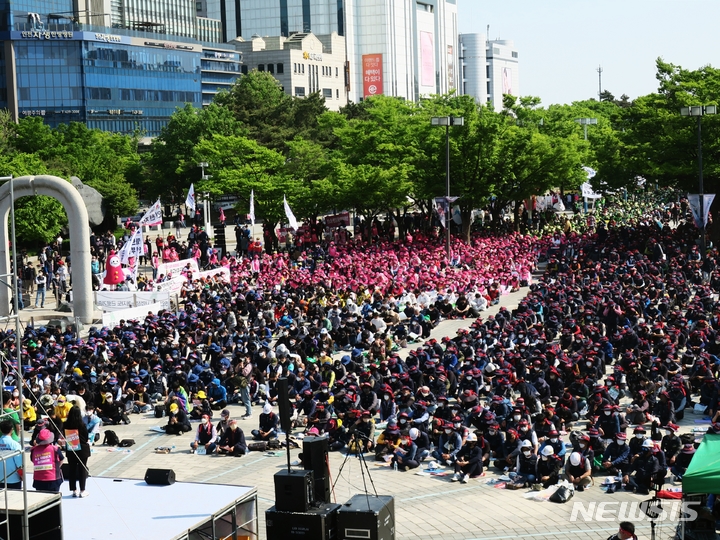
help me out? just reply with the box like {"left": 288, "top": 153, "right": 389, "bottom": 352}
{"left": 208, "top": 379, "right": 227, "bottom": 402}
{"left": 0, "top": 434, "right": 23, "bottom": 484}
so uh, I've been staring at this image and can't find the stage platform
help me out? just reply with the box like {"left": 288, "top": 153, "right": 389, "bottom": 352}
{"left": 59, "top": 476, "right": 257, "bottom": 540}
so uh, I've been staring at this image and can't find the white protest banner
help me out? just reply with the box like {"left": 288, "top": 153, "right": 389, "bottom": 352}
{"left": 102, "top": 302, "right": 166, "bottom": 327}
{"left": 249, "top": 189, "right": 255, "bottom": 226}
{"left": 198, "top": 266, "right": 231, "bottom": 282}
{"left": 139, "top": 200, "right": 163, "bottom": 226}
{"left": 95, "top": 291, "right": 172, "bottom": 312}
{"left": 119, "top": 228, "right": 144, "bottom": 265}
{"left": 284, "top": 195, "right": 299, "bottom": 230}
{"left": 186, "top": 183, "right": 196, "bottom": 212}
{"left": 154, "top": 275, "right": 187, "bottom": 293}
{"left": 155, "top": 258, "right": 200, "bottom": 279}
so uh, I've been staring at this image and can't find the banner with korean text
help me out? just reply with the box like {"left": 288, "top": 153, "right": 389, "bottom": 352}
{"left": 155, "top": 258, "right": 200, "bottom": 279}
{"left": 95, "top": 291, "right": 171, "bottom": 312}
{"left": 362, "top": 54, "right": 383, "bottom": 98}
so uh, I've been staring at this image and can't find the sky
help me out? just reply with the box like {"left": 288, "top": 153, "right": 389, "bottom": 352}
{"left": 456, "top": 0, "right": 720, "bottom": 106}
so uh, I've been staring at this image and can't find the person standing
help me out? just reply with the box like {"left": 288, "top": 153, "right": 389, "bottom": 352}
{"left": 62, "top": 405, "right": 91, "bottom": 497}
{"left": 34, "top": 267, "right": 47, "bottom": 308}
{"left": 0, "top": 421, "right": 23, "bottom": 489}
{"left": 30, "top": 429, "right": 64, "bottom": 493}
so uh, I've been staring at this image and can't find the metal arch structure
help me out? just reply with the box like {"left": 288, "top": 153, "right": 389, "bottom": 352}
{"left": 0, "top": 175, "right": 93, "bottom": 323}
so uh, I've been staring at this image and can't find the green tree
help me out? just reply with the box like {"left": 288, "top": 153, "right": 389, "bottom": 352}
{"left": 215, "top": 70, "right": 332, "bottom": 152}
{"left": 146, "top": 103, "right": 245, "bottom": 202}
{"left": 193, "top": 134, "right": 293, "bottom": 229}
{"left": 0, "top": 153, "right": 67, "bottom": 244}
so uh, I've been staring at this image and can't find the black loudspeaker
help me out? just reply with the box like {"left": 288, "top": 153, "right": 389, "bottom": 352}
{"left": 303, "top": 436, "right": 330, "bottom": 503}
{"left": 276, "top": 377, "right": 292, "bottom": 433}
{"left": 144, "top": 468, "right": 176, "bottom": 485}
{"left": 266, "top": 503, "right": 341, "bottom": 540}
{"left": 273, "top": 469, "right": 314, "bottom": 512}
{"left": 337, "top": 495, "right": 395, "bottom": 540}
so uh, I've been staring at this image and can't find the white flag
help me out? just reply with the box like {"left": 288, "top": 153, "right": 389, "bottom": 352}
{"left": 283, "top": 195, "right": 298, "bottom": 231}
{"left": 185, "top": 184, "right": 196, "bottom": 212}
{"left": 119, "top": 227, "right": 144, "bottom": 265}
{"left": 582, "top": 166, "right": 597, "bottom": 179}
{"left": 139, "top": 200, "right": 163, "bottom": 227}
{"left": 249, "top": 189, "right": 255, "bottom": 226}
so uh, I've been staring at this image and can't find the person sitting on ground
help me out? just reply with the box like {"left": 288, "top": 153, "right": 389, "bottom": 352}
{"left": 217, "top": 419, "right": 248, "bottom": 456}
{"left": 164, "top": 402, "right": 191, "bottom": 435}
{"left": 451, "top": 432, "right": 485, "bottom": 483}
{"left": 251, "top": 403, "right": 279, "bottom": 441}
{"left": 190, "top": 414, "right": 217, "bottom": 454}
{"left": 565, "top": 451, "right": 593, "bottom": 492}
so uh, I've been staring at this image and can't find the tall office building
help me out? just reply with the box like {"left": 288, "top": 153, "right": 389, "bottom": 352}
{"left": 459, "top": 33, "right": 519, "bottom": 111}
{"left": 0, "top": 0, "right": 240, "bottom": 136}
{"left": 235, "top": 0, "right": 459, "bottom": 103}
{"left": 234, "top": 32, "right": 348, "bottom": 111}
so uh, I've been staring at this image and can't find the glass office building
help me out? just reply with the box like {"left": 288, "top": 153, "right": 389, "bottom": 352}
{"left": 0, "top": 0, "right": 240, "bottom": 136}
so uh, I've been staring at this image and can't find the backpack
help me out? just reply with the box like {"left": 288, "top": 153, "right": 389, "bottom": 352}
{"left": 118, "top": 439, "right": 135, "bottom": 447}
{"left": 154, "top": 404, "right": 165, "bottom": 418}
{"left": 103, "top": 430, "right": 120, "bottom": 446}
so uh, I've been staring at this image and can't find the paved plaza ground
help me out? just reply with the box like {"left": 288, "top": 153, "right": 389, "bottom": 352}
{"left": 60, "top": 289, "right": 685, "bottom": 540}
{"left": 12, "top": 228, "right": 690, "bottom": 540}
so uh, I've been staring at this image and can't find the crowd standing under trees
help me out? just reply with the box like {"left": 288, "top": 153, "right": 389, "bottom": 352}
{"left": 0, "top": 59, "right": 719, "bottom": 248}
{"left": 2, "top": 189, "right": 720, "bottom": 524}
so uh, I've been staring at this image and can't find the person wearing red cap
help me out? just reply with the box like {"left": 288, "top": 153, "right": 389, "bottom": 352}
{"left": 623, "top": 439, "right": 660, "bottom": 494}
{"left": 670, "top": 443, "right": 696, "bottom": 481}
{"left": 600, "top": 432, "right": 631, "bottom": 476}
{"left": 661, "top": 423, "right": 682, "bottom": 466}
{"left": 347, "top": 410, "right": 374, "bottom": 454}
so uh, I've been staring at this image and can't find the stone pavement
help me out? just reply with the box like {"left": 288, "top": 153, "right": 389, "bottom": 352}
{"left": 72, "top": 283, "right": 684, "bottom": 540}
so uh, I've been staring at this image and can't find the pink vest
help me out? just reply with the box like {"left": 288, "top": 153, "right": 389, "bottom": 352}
{"left": 31, "top": 445, "right": 60, "bottom": 481}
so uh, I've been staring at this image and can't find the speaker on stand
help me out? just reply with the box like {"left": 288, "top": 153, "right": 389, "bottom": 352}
{"left": 302, "top": 435, "right": 330, "bottom": 504}
{"left": 273, "top": 469, "right": 314, "bottom": 512}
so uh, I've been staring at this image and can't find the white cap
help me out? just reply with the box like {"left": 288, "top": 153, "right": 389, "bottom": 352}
{"left": 409, "top": 427, "right": 419, "bottom": 440}
{"left": 466, "top": 432, "right": 477, "bottom": 442}
{"left": 642, "top": 439, "right": 654, "bottom": 449}
{"left": 521, "top": 439, "right": 532, "bottom": 448}
{"left": 263, "top": 403, "right": 272, "bottom": 415}
{"left": 570, "top": 452, "right": 582, "bottom": 466}
{"left": 541, "top": 445, "right": 554, "bottom": 456}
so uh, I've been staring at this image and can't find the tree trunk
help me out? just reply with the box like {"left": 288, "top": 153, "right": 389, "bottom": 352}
{"left": 513, "top": 200, "right": 522, "bottom": 233}
{"left": 461, "top": 207, "right": 473, "bottom": 243}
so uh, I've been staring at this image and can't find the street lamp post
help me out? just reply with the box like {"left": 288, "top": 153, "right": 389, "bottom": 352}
{"left": 431, "top": 116, "right": 464, "bottom": 259}
{"left": 575, "top": 117, "right": 597, "bottom": 140}
{"left": 681, "top": 105, "right": 717, "bottom": 259}
{"left": 198, "top": 162, "right": 212, "bottom": 232}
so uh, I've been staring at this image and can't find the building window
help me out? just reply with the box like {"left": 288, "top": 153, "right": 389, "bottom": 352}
{"left": 277, "top": 63, "right": 284, "bottom": 74}
{"left": 323, "top": 88, "right": 332, "bottom": 98}
{"left": 487, "top": 82, "right": 491, "bottom": 94}
{"left": 336, "top": 89, "right": 339, "bottom": 99}
{"left": 493, "top": 48, "right": 500, "bottom": 55}
{"left": 258, "top": 64, "right": 265, "bottom": 72}
{"left": 295, "top": 87, "right": 306, "bottom": 97}
{"left": 241, "top": 65, "right": 248, "bottom": 74}
{"left": 486, "top": 65, "right": 490, "bottom": 78}
{"left": 268, "top": 64, "right": 274, "bottom": 74}
{"left": 196, "top": 2, "right": 202, "bottom": 11}
{"left": 335, "top": 67, "right": 338, "bottom": 77}
{"left": 302, "top": 64, "right": 305, "bottom": 74}
{"left": 512, "top": 51, "right": 518, "bottom": 58}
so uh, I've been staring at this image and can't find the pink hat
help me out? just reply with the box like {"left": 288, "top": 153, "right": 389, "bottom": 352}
{"left": 37, "top": 429, "right": 54, "bottom": 445}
